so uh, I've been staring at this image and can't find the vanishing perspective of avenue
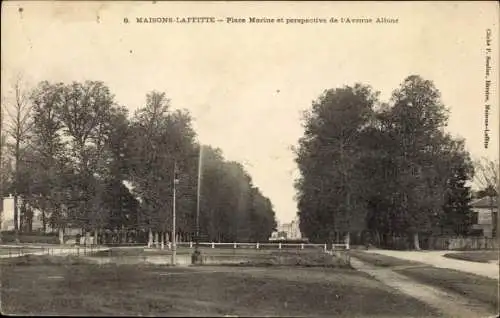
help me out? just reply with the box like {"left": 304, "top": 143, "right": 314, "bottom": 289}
{"left": 1, "top": 2, "right": 499, "bottom": 318}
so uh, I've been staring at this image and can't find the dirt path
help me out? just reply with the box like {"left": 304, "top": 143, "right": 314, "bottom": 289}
{"left": 364, "top": 249, "right": 499, "bottom": 279}
{"left": 350, "top": 257, "right": 496, "bottom": 318}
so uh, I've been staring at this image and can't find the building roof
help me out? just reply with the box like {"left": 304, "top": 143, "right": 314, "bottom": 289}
{"left": 471, "top": 196, "right": 499, "bottom": 208}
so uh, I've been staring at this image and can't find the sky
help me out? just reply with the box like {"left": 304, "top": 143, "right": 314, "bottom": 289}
{"left": 2, "top": 1, "right": 499, "bottom": 224}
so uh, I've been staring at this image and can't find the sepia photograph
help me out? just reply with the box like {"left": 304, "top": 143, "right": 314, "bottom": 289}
{"left": 0, "top": 1, "right": 499, "bottom": 317}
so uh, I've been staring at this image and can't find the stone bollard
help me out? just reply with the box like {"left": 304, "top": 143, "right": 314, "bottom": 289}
{"left": 211, "top": 242, "right": 215, "bottom": 249}
{"left": 256, "top": 242, "right": 260, "bottom": 249}
{"left": 233, "top": 242, "right": 237, "bottom": 249}
{"left": 189, "top": 241, "right": 193, "bottom": 248}
{"left": 301, "top": 243, "right": 304, "bottom": 250}
{"left": 279, "top": 242, "right": 282, "bottom": 249}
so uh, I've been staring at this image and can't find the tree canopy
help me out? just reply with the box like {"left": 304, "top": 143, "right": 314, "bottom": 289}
{"left": 2, "top": 82, "right": 277, "bottom": 243}
{"left": 295, "top": 75, "right": 479, "bottom": 248}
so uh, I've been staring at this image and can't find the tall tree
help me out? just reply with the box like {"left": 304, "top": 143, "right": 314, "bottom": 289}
{"left": 58, "top": 81, "right": 116, "bottom": 237}
{"left": 440, "top": 165, "right": 474, "bottom": 235}
{"left": 295, "top": 75, "right": 475, "bottom": 249}
{"left": 27, "top": 81, "right": 67, "bottom": 234}
{"left": 0, "top": 103, "right": 13, "bottom": 240}
{"left": 128, "top": 91, "right": 198, "bottom": 245}
{"left": 295, "top": 84, "right": 378, "bottom": 244}
{"left": 4, "top": 77, "right": 33, "bottom": 239}
{"left": 248, "top": 187, "right": 277, "bottom": 242}
{"left": 198, "top": 145, "right": 276, "bottom": 243}
{"left": 384, "top": 75, "right": 450, "bottom": 249}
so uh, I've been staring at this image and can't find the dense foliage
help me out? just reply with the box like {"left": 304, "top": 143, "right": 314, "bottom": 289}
{"left": 295, "top": 75, "right": 477, "bottom": 248}
{"left": 1, "top": 82, "right": 277, "bottom": 243}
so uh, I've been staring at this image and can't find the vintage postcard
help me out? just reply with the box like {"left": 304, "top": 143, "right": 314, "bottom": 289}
{"left": 0, "top": 1, "right": 498, "bottom": 317}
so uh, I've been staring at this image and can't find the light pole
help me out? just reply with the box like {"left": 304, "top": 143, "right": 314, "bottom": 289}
{"left": 196, "top": 145, "right": 203, "bottom": 245}
{"left": 192, "top": 145, "right": 203, "bottom": 265}
{"left": 172, "top": 161, "right": 179, "bottom": 266}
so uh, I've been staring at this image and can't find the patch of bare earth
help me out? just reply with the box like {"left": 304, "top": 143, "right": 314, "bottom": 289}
{"left": 350, "top": 257, "right": 497, "bottom": 318}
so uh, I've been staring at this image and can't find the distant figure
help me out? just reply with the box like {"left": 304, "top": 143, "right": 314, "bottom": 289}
{"left": 364, "top": 234, "right": 371, "bottom": 250}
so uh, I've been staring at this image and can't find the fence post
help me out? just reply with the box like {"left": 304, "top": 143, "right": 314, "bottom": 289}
{"left": 256, "top": 242, "right": 260, "bottom": 249}
{"left": 301, "top": 243, "right": 304, "bottom": 250}
{"left": 211, "top": 242, "right": 215, "bottom": 249}
{"left": 233, "top": 242, "right": 237, "bottom": 249}
{"left": 278, "top": 242, "right": 282, "bottom": 249}
{"left": 189, "top": 241, "right": 193, "bottom": 248}
{"left": 324, "top": 243, "right": 327, "bottom": 252}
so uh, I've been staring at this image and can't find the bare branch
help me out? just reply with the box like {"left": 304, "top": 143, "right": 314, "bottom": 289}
{"left": 473, "top": 157, "right": 499, "bottom": 192}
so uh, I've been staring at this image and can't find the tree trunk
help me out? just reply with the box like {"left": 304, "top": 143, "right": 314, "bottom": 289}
{"left": 94, "top": 228, "right": 99, "bottom": 246}
{"left": 58, "top": 228, "right": 64, "bottom": 245}
{"left": 42, "top": 209, "right": 47, "bottom": 233}
{"left": 13, "top": 195, "right": 20, "bottom": 242}
{"left": 413, "top": 232, "right": 421, "bottom": 250}
{"left": 344, "top": 232, "right": 351, "bottom": 248}
{"left": 374, "top": 230, "right": 381, "bottom": 247}
{"left": 85, "top": 231, "right": 91, "bottom": 246}
{"left": 0, "top": 197, "right": 3, "bottom": 243}
{"left": 120, "top": 225, "right": 126, "bottom": 244}
{"left": 19, "top": 202, "right": 24, "bottom": 233}
{"left": 27, "top": 207, "right": 33, "bottom": 232}
{"left": 148, "top": 228, "right": 153, "bottom": 247}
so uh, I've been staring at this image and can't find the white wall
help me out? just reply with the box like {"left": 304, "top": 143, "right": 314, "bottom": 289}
{"left": 1, "top": 196, "right": 44, "bottom": 231}
{"left": 472, "top": 207, "right": 497, "bottom": 238}
{"left": 1, "top": 196, "right": 16, "bottom": 230}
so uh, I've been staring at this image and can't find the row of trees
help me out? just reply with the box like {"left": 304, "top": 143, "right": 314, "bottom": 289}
{"left": 295, "top": 75, "right": 498, "bottom": 249}
{"left": 0, "top": 79, "right": 277, "bottom": 244}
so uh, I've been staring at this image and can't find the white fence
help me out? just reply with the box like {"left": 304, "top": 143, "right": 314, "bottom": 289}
{"left": 426, "top": 236, "right": 499, "bottom": 250}
{"left": 152, "top": 242, "right": 349, "bottom": 252}
{"left": 0, "top": 242, "right": 349, "bottom": 259}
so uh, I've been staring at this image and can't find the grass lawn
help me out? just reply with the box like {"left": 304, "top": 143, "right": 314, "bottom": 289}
{"left": 0, "top": 255, "right": 440, "bottom": 317}
{"left": 92, "top": 247, "right": 326, "bottom": 256}
{"left": 349, "top": 250, "right": 421, "bottom": 268}
{"left": 443, "top": 250, "right": 499, "bottom": 263}
{"left": 92, "top": 247, "right": 276, "bottom": 257}
{"left": 350, "top": 251, "right": 499, "bottom": 312}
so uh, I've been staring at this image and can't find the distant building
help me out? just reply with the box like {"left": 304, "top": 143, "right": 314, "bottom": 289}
{"left": 1, "top": 195, "right": 79, "bottom": 235}
{"left": 471, "top": 196, "right": 498, "bottom": 238}
{"left": 269, "top": 216, "right": 304, "bottom": 241}
{"left": 1, "top": 195, "right": 43, "bottom": 231}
